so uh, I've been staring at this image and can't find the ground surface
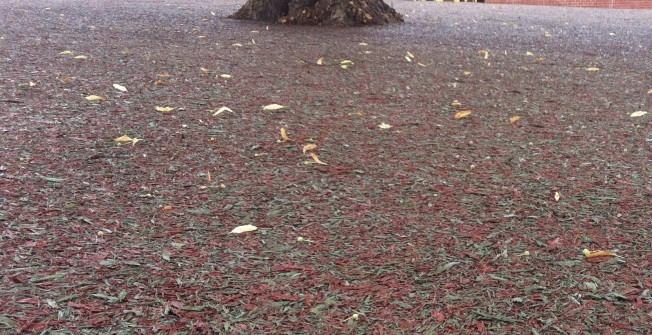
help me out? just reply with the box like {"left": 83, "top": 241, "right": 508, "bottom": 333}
{"left": 1, "top": 1, "right": 651, "bottom": 334}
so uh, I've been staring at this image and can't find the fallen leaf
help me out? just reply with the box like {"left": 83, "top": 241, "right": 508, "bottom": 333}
{"left": 435, "top": 261, "right": 460, "bottom": 275}
{"left": 454, "top": 110, "right": 472, "bottom": 119}
{"left": 263, "top": 104, "right": 287, "bottom": 111}
{"left": 310, "top": 153, "right": 328, "bottom": 165}
{"left": 451, "top": 100, "right": 462, "bottom": 108}
{"left": 302, "top": 144, "right": 317, "bottom": 154}
{"left": 378, "top": 123, "right": 392, "bottom": 129}
{"left": 219, "top": 74, "right": 232, "bottom": 79}
{"left": 526, "top": 51, "right": 534, "bottom": 56}
{"left": 405, "top": 56, "right": 412, "bottom": 62}
{"left": 85, "top": 95, "right": 105, "bottom": 101}
{"left": 155, "top": 106, "right": 175, "bottom": 112}
{"left": 74, "top": 55, "right": 87, "bottom": 60}
{"left": 630, "top": 111, "right": 647, "bottom": 117}
{"left": 163, "top": 205, "right": 172, "bottom": 211}
{"left": 585, "top": 67, "right": 600, "bottom": 72}
{"left": 157, "top": 73, "right": 173, "bottom": 78}
{"left": 417, "top": 63, "right": 426, "bottom": 67}
{"left": 280, "top": 128, "right": 290, "bottom": 141}
{"left": 406, "top": 51, "right": 414, "bottom": 59}
{"left": 232, "top": 43, "right": 243, "bottom": 47}
{"left": 509, "top": 116, "right": 521, "bottom": 123}
{"left": 162, "top": 251, "right": 171, "bottom": 261}
{"left": 212, "top": 106, "right": 233, "bottom": 116}
{"left": 554, "top": 191, "right": 561, "bottom": 201}
{"left": 478, "top": 50, "right": 489, "bottom": 59}
{"left": 647, "top": 89, "right": 652, "bottom": 94}
{"left": 316, "top": 57, "right": 323, "bottom": 65}
{"left": 59, "top": 50, "right": 73, "bottom": 55}
{"left": 200, "top": 67, "right": 210, "bottom": 73}
{"left": 113, "top": 83, "right": 127, "bottom": 92}
{"left": 197, "top": 35, "right": 207, "bottom": 39}
{"left": 229, "top": 224, "right": 258, "bottom": 234}
{"left": 358, "top": 42, "right": 368, "bottom": 46}
{"left": 340, "top": 60, "right": 354, "bottom": 67}
{"left": 114, "top": 135, "right": 133, "bottom": 143}
{"left": 463, "top": 71, "right": 472, "bottom": 76}
{"left": 544, "top": 31, "right": 552, "bottom": 37}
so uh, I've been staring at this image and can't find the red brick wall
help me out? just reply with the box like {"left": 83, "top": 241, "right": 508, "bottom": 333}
{"left": 484, "top": 0, "right": 652, "bottom": 9}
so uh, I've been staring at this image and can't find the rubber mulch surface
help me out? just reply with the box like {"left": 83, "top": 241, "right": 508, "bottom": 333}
{"left": 1, "top": 0, "right": 651, "bottom": 334}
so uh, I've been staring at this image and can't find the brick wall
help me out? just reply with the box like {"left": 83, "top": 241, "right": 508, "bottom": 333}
{"left": 483, "top": 0, "right": 652, "bottom": 9}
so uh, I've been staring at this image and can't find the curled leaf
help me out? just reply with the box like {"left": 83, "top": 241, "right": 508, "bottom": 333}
{"left": 630, "top": 111, "right": 647, "bottom": 118}
{"left": 74, "top": 55, "right": 88, "bottom": 60}
{"left": 85, "top": 95, "right": 105, "bottom": 101}
{"left": 280, "top": 128, "right": 290, "bottom": 141}
{"left": 310, "top": 153, "right": 328, "bottom": 165}
{"left": 229, "top": 224, "right": 258, "bottom": 234}
{"left": 583, "top": 249, "right": 617, "bottom": 259}
{"left": 526, "top": 51, "right": 534, "bottom": 56}
{"left": 212, "top": 106, "right": 233, "bottom": 116}
{"left": 509, "top": 116, "right": 521, "bottom": 123}
{"left": 478, "top": 50, "right": 489, "bottom": 59}
{"left": 302, "top": 144, "right": 317, "bottom": 154}
{"left": 113, "top": 83, "right": 127, "bottom": 92}
{"left": 263, "top": 104, "right": 287, "bottom": 111}
{"left": 451, "top": 100, "right": 462, "bottom": 108}
{"left": 155, "top": 106, "right": 175, "bottom": 112}
{"left": 454, "top": 110, "right": 472, "bottom": 119}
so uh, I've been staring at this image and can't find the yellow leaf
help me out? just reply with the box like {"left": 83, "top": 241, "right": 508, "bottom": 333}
{"left": 114, "top": 135, "right": 133, "bottom": 143}
{"left": 463, "top": 71, "right": 472, "bottom": 76}
{"left": 197, "top": 35, "right": 207, "bottom": 39}
{"left": 378, "top": 123, "right": 392, "bottom": 129}
{"left": 340, "top": 60, "right": 354, "bottom": 65}
{"left": 113, "top": 83, "right": 127, "bottom": 92}
{"left": 74, "top": 55, "right": 87, "bottom": 60}
{"left": 219, "top": 74, "right": 232, "bottom": 79}
{"left": 154, "top": 79, "right": 166, "bottom": 85}
{"left": 509, "top": 116, "right": 521, "bottom": 123}
{"left": 310, "top": 153, "right": 328, "bottom": 165}
{"left": 200, "top": 67, "right": 210, "bottom": 73}
{"left": 478, "top": 50, "right": 489, "bottom": 59}
{"left": 405, "top": 56, "right": 412, "bottom": 62}
{"left": 451, "top": 100, "right": 462, "bottom": 108}
{"left": 155, "top": 106, "right": 175, "bottom": 112}
{"left": 85, "top": 95, "right": 105, "bottom": 101}
{"left": 583, "top": 249, "right": 617, "bottom": 258}
{"left": 59, "top": 50, "right": 73, "bottom": 55}
{"left": 262, "top": 104, "right": 287, "bottom": 111}
{"left": 554, "top": 191, "right": 561, "bottom": 201}
{"left": 280, "top": 128, "right": 290, "bottom": 141}
{"left": 585, "top": 67, "right": 600, "bottom": 72}
{"left": 630, "top": 111, "right": 647, "bottom": 117}
{"left": 526, "top": 51, "right": 534, "bottom": 56}
{"left": 302, "top": 144, "right": 317, "bottom": 154}
{"left": 229, "top": 224, "right": 258, "bottom": 234}
{"left": 316, "top": 57, "right": 323, "bottom": 65}
{"left": 454, "top": 110, "right": 472, "bottom": 119}
{"left": 212, "top": 106, "right": 233, "bottom": 116}
{"left": 157, "top": 73, "right": 173, "bottom": 78}
{"left": 647, "top": 89, "right": 652, "bottom": 94}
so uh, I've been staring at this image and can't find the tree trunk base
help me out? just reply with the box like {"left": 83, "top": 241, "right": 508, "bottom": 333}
{"left": 230, "top": 0, "right": 403, "bottom": 26}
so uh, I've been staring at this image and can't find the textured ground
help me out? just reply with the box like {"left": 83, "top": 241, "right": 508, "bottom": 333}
{"left": 1, "top": 1, "right": 651, "bottom": 334}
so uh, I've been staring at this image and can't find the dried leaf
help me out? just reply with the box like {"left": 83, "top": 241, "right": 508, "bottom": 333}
{"left": 200, "top": 67, "right": 209, "bottom": 73}
{"left": 630, "top": 111, "right": 647, "bottom": 118}
{"left": 303, "top": 144, "right": 317, "bottom": 154}
{"left": 509, "top": 116, "right": 521, "bottom": 123}
{"left": 554, "top": 191, "right": 561, "bottom": 201}
{"left": 583, "top": 249, "right": 617, "bottom": 259}
{"left": 155, "top": 106, "right": 175, "bottom": 112}
{"left": 232, "top": 43, "right": 243, "bottom": 47}
{"left": 280, "top": 128, "right": 290, "bottom": 141}
{"left": 74, "top": 55, "right": 87, "bottom": 60}
{"left": 526, "top": 51, "right": 534, "bottom": 56}
{"left": 454, "top": 110, "right": 472, "bottom": 119}
{"left": 212, "top": 106, "right": 233, "bottom": 116}
{"left": 544, "top": 31, "right": 552, "bottom": 37}
{"left": 647, "top": 89, "right": 652, "bottom": 94}
{"left": 219, "top": 74, "right": 232, "bottom": 79}
{"left": 59, "top": 50, "right": 73, "bottom": 55}
{"left": 157, "top": 73, "right": 173, "bottom": 78}
{"left": 114, "top": 135, "right": 133, "bottom": 143}
{"left": 451, "top": 100, "right": 462, "bottom": 108}
{"left": 478, "top": 50, "right": 489, "bottom": 59}
{"left": 263, "top": 104, "right": 287, "bottom": 111}
{"left": 358, "top": 42, "right": 368, "bottom": 46}
{"left": 310, "top": 153, "right": 328, "bottom": 165}
{"left": 378, "top": 123, "right": 392, "bottom": 129}
{"left": 85, "top": 95, "right": 105, "bottom": 101}
{"left": 585, "top": 67, "right": 600, "bottom": 72}
{"left": 197, "top": 35, "right": 207, "bottom": 39}
{"left": 463, "top": 71, "right": 472, "bottom": 76}
{"left": 340, "top": 60, "right": 354, "bottom": 65}
{"left": 406, "top": 51, "right": 414, "bottom": 59}
{"left": 229, "top": 224, "right": 258, "bottom": 234}
{"left": 162, "top": 251, "right": 171, "bottom": 261}
{"left": 317, "top": 57, "right": 323, "bottom": 65}
{"left": 113, "top": 83, "right": 127, "bottom": 92}
{"left": 405, "top": 56, "right": 412, "bottom": 62}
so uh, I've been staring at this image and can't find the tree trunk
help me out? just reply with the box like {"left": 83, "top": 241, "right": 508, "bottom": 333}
{"left": 230, "top": 0, "right": 403, "bottom": 26}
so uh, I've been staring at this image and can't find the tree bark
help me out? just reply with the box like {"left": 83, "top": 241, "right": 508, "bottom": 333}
{"left": 230, "top": 0, "right": 403, "bottom": 26}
